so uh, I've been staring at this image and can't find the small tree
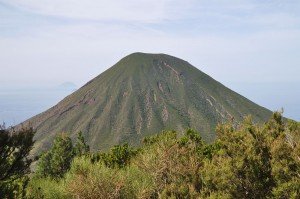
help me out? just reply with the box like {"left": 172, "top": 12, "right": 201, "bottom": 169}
{"left": 0, "top": 125, "right": 35, "bottom": 197}
{"left": 74, "top": 131, "right": 90, "bottom": 156}
{"left": 36, "top": 134, "right": 74, "bottom": 178}
{"left": 98, "top": 143, "right": 137, "bottom": 168}
{"left": 35, "top": 151, "right": 53, "bottom": 178}
{"left": 50, "top": 134, "right": 74, "bottom": 178}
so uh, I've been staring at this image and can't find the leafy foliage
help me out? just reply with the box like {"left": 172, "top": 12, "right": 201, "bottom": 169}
{"left": 0, "top": 126, "right": 35, "bottom": 198}
{"left": 36, "top": 134, "right": 74, "bottom": 178}
{"left": 28, "top": 112, "right": 300, "bottom": 198}
{"left": 36, "top": 132, "right": 90, "bottom": 179}
{"left": 201, "top": 112, "right": 300, "bottom": 198}
{"left": 74, "top": 131, "right": 90, "bottom": 156}
{"left": 92, "top": 143, "right": 138, "bottom": 168}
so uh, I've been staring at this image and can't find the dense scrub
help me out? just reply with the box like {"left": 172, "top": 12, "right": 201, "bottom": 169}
{"left": 1, "top": 112, "right": 299, "bottom": 198}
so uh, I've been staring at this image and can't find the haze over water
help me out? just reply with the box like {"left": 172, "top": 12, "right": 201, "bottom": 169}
{"left": 0, "top": 86, "right": 76, "bottom": 126}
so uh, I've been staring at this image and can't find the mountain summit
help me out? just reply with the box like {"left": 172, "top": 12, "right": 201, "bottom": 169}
{"left": 22, "top": 53, "right": 271, "bottom": 152}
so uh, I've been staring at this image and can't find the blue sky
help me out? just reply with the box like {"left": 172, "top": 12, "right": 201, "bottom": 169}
{"left": 0, "top": 0, "right": 299, "bottom": 120}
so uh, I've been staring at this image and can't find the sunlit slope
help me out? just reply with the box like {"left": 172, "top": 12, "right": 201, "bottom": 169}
{"left": 22, "top": 53, "right": 271, "bottom": 152}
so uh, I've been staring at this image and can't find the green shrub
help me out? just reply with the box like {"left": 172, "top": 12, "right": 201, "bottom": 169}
{"left": 134, "top": 130, "right": 205, "bottom": 198}
{"left": 26, "top": 112, "right": 300, "bottom": 199}
{"left": 36, "top": 132, "right": 90, "bottom": 179}
{"left": 26, "top": 177, "right": 69, "bottom": 199}
{"left": 0, "top": 126, "right": 35, "bottom": 198}
{"left": 74, "top": 131, "right": 90, "bottom": 156}
{"left": 62, "top": 157, "right": 154, "bottom": 199}
{"left": 36, "top": 134, "right": 74, "bottom": 178}
{"left": 92, "top": 143, "right": 138, "bottom": 169}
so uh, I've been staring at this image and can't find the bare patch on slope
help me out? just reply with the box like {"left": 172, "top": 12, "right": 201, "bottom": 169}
{"left": 162, "top": 105, "right": 169, "bottom": 123}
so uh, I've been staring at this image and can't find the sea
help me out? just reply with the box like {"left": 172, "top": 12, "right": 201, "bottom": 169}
{"left": 0, "top": 88, "right": 75, "bottom": 126}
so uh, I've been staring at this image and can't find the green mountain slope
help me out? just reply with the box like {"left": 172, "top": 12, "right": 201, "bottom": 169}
{"left": 21, "top": 53, "right": 272, "bottom": 152}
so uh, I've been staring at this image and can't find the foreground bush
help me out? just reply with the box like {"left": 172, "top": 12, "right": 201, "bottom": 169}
{"left": 28, "top": 157, "right": 155, "bottom": 199}
{"left": 0, "top": 126, "right": 35, "bottom": 198}
{"left": 133, "top": 130, "right": 206, "bottom": 198}
{"left": 28, "top": 112, "right": 300, "bottom": 198}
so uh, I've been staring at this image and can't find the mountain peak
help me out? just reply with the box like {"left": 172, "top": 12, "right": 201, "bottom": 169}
{"left": 21, "top": 53, "right": 271, "bottom": 153}
{"left": 126, "top": 52, "right": 171, "bottom": 58}
{"left": 108, "top": 52, "right": 192, "bottom": 80}
{"left": 119, "top": 52, "right": 188, "bottom": 65}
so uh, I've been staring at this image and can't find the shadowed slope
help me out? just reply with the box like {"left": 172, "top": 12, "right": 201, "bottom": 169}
{"left": 21, "top": 53, "right": 272, "bottom": 153}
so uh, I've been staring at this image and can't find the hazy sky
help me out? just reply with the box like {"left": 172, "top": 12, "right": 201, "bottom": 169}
{"left": 0, "top": 0, "right": 299, "bottom": 119}
{"left": 1, "top": 0, "right": 299, "bottom": 86}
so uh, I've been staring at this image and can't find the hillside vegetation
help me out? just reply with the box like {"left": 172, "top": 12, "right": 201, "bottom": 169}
{"left": 3, "top": 112, "right": 296, "bottom": 198}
